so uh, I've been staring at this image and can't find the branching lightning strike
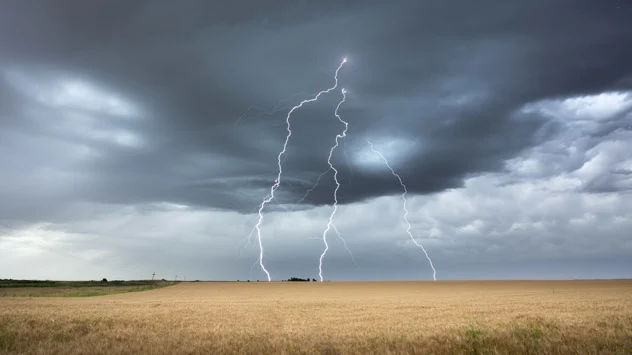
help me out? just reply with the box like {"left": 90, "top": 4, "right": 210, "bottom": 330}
{"left": 332, "top": 223, "right": 357, "bottom": 266}
{"left": 295, "top": 168, "right": 332, "bottom": 206}
{"left": 235, "top": 92, "right": 312, "bottom": 128}
{"left": 253, "top": 58, "right": 347, "bottom": 281}
{"left": 318, "top": 88, "right": 348, "bottom": 282}
{"left": 367, "top": 140, "right": 437, "bottom": 281}
{"left": 294, "top": 166, "right": 357, "bottom": 268}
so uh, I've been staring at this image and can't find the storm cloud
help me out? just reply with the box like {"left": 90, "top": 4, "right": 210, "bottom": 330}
{"left": 1, "top": 1, "right": 631, "bottom": 280}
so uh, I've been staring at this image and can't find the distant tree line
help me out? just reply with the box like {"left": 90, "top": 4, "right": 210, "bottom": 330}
{"left": 286, "top": 277, "right": 317, "bottom": 282}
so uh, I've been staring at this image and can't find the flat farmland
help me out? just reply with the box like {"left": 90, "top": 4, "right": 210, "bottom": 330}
{"left": 1, "top": 280, "right": 631, "bottom": 354}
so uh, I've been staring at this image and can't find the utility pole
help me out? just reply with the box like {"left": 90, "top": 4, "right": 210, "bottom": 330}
{"left": 175, "top": 274, "right": 178, "bottom": 281}
{"left": 151, "top": 272, "right": 156, "bottom": 281}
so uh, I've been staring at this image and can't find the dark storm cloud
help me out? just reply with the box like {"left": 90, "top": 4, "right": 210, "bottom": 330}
{"left": 1, "top": 0, "right": 631, "bottom": 218}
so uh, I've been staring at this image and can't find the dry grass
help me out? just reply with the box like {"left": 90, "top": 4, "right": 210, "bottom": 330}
{"left": 1, "top": 280, "right": 631, "bottom": 354}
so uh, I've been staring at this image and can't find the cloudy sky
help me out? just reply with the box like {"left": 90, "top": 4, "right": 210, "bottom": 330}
{"left": 1, "top": 1, "right": 631, "bottom": 281}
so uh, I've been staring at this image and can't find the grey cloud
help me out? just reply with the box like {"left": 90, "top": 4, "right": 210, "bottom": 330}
{"left": 2, "top": 1, "right": 631, "bottom": 219}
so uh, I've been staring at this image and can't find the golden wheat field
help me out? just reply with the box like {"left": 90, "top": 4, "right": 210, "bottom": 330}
{"left": 1, "top": 280, "right": 631, "bottom": 354}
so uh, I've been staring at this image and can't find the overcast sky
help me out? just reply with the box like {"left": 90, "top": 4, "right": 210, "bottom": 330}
{"left": 1, "top": 1, "right": 631, "bottom": 281}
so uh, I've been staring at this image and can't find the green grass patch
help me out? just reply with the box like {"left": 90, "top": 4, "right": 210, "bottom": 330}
{"left": 56, "top": 283, "right": 178, "bottom": 297}
{"left": 0, "top": 281, "right": 179, "bottom": 297}
{"left": 0, "top": 279, "right": 169, "bottom": 288}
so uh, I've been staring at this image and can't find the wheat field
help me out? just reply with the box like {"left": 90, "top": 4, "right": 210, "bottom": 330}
{"left": 1, "top": 280, "right": 631, "bottom": 354}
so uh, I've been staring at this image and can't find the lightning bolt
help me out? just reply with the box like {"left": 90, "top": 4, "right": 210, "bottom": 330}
{"left": 253, "top": 58, "right": 347, "bottom": 281}
{"left": 235, "top": 92, "right": 312, "bottom": 128}
{"left": 318, "top": 88, "right": 348, "bottom": 282}
{"left": 294, "top": 166, "right": 356, "bottom": 268}
{"left": 296, "top": 168, "right": 357, "bottom": 267}
{"left": 295, "top": 168, "right": 332, "bottom": 206}
{"left": 367, "top": 140, "right": 437, "bottom": 281}
{"left": 332, "top": 224, "right": 357, "bottom": 266}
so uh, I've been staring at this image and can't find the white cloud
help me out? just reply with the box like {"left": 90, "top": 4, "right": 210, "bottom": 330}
{"left": 352, "top": 137, "right": 420, "bottom": 172}
{"left": 523, "top": 91, "right": 632, "bottom": 122}
{"left": 4, "top": 70, "right": 141, "bottom": 118}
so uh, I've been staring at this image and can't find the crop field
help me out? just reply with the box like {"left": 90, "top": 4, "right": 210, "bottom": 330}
{"left": 0, "top": 280, "right": 631, "bottom": 354}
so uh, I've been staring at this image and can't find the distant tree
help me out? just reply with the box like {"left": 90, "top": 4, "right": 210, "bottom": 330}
{"left": 312, "top": 278, "right": 316, "bottom": 282}
{"left": 287, "top": 277, "right": 310, "bottom": 282}
{"left": 101, "top": 278, "right": 108, "bottom": 282}
{"left": 247, "top": 280, "right": 250, "bottom": 282}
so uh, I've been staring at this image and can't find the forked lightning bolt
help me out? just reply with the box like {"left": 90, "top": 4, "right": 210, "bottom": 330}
{"left": 253, "top": 58, "right": 347, "bottom": 281}
{"left": 331, "top": 223, "right": 356, "bottom": 266}
{"left": 235, "top": 92, "right": 311, "bottom": 128}
{"left": 367, "top": 140, "right": 437, "bottom": 281}
{"left": 294, "top": 166, "right": 356, "bottom": 268}
{"left": 318, "top": 88, "right": 348, "bottom": 282}
{"left": 295, "top": 168, "right": 331, "bottom": 206}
